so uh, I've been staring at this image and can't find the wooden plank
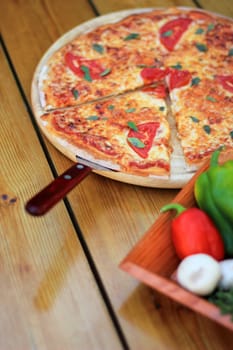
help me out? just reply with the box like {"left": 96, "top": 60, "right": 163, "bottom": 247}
{"left": 92, "top": 0, "right": 233, "bottom": 17}
{"left": 198, "top": 0, "right": 233, "bottom": 17}
{"left": 91, "top": 0, "right": 196, "bottom": 14}
{"left": 0, "top": 0, "right": 96, "bottom": 102}
{"left": 0, "top": 45, "right": 122, "bottom": 350}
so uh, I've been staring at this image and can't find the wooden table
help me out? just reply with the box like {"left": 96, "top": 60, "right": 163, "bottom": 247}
{"left": 1, "top": 1, "right": 233, "bottom": 349}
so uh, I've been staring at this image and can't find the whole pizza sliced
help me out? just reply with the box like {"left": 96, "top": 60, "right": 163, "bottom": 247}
{"left": 33, "top": 7, "right": 233, "bottom": 182}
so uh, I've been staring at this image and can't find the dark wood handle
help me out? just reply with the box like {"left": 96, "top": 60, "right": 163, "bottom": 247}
{"left": 25, "top": 163, "right": 92, "bottom": 216}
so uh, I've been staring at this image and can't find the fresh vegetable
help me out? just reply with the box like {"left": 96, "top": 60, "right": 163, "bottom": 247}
{"left": 194, "top": 148, "right": 233, "bottom": 257}
{"left": 208, "top": 288, "right": 233, "bottom": 320}
{"left": 160, "top": 203, "right": 224, "bottom": 260}
{"left": 208, "top": 259, "right": 233, "bottom": 319}
{"left": 177, "top": 253, "right": 221, "bottom": 296}
{"left": 218, "top": 259, "right": 233, "bottom": 290}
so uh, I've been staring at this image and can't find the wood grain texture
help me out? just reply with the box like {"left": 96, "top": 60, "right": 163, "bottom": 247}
{"left": 92, "top": 0, "right": 196, "bottom": 13}
{"left": 0, "top": 0, "right": 96, "bottom": 101}
{"left": 198, "top": 0, "right": 233, "bottom": 17}
{"left": 0, "top": 41, "right": 122, "bottom": 350}
{"left": 1, "top": 1, "right": 233, "bottom": 350}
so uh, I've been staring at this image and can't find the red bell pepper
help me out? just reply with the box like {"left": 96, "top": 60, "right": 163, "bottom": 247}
{"left": 160, "top": 203, "right": 225, "bottom": 261}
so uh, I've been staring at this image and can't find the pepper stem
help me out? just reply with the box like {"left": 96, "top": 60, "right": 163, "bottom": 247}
{"left": 160, "top": 203, "right": 186, "bottom": 217}
{"left": 210, "top": 147, "right": 224, "bottom": 167}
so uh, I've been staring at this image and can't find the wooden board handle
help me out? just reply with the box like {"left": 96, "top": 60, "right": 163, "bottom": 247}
{"left": 25, "top": 163, "right": 92, "bottom": 216}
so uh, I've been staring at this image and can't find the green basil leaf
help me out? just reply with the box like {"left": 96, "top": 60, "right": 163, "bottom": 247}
{"left": 92, "top": 43, "right": 104, "bottom": 54}
{"left": 208, "top": 288, "right": 233, "bottom": 320}
{"left": 86, "top": 115, "right": 99, "bottom": 120}
{"left": 207, "top": 23, "right": 215, "bottom": 32}
{"left": 190, "top": 116, "right": 199, "bottom": 123}
{"left": 136, "top": 64, "right": 158, "bottom": 69}
{"left": 203, "top": 125, "right": 211, "bottom": 134}
{"left": 126, "top": 108, "right": 136, "bottom": 113}
{"left": 196, "top": 43, "right": 208, "bottom": 52}
{"left": 72, "top": 88, "right": 79, "bottom": 99}
{"left": 162, "top": 30, "right": 173, "bottom": 37}
{"left": 107, "top": 104, "right": 115, "bottom": 110}
{"left": 80, "top": 65, "right": 92, "bottom": 82}
{"left": 123, "top": 33, "right": 140, "bottom": 41}
{"left": 159, "top": 106, "right": 165, "bottom": 111}
{"left": 191, "top": 77, "right": 201, "bottom": 86}
{"left": 206, "top": 95, "right": 217, "bottom": 102}
{"left": 230, "top": 130, "right": 233, "bottom": 139}
{"left": 171, "top": 63, "right": 182, "bottom": 70}
{"left": 100, "top": 68, "right": 111, "bottom": 77}
{"left": 127, "top": 137, "right": 145, "bottom": 148}
{"left": 125, "top": 33, "right": 140, "bottom": 40}
{"left": 228, "top": 48, "right": 233, "bottom": 57}
{"left": 127, "top": 121, "right": 138, "bottom": 131}
{"left": 195, "top": 28, "right": 204, "bottom": 34}
{"left": 136, "top": 64, "right": 148, "bottom": 68}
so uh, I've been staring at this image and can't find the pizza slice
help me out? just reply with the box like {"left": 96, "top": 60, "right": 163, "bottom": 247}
{"left": 39, "top": 85, "right": 172, "bottom": 176}
{"left": 168, "top": 73, "right": 233, "bottom": 166}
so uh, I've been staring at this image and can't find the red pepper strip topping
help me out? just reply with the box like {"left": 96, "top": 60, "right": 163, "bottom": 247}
{"left": 142, "top": 84, "right": 167, "bottom": 99}
{"left": 65, "top": 52, "right": 107, "bottom": 80}
{"left": 127, "top": 122, "right": 160, "bottom": 158}
{"left": 168, "top": 69, "right": 192, "bottom": 90}
{"left": 140, "top": 67, "right": 168, "bottom": 84}
{"left": 159, "top": 18, "right": 192, "bottom": 51}
{"left": 160, "top": 203, "right": 225, "bottom": 261}
{"left": 215, "top": 75, "right": 233, "bottom": 93}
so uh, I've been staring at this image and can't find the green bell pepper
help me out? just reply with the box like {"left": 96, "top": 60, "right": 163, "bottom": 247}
{"left": 194, "top": 149, "right": 233, "bottom": 257}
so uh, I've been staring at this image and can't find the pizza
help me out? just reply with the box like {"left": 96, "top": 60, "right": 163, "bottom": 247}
{"left": 32, "top": 7, "right": 233, "bottom": 183}
{"left": 41, "top": 85, "right": 172, "bottom": 175}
